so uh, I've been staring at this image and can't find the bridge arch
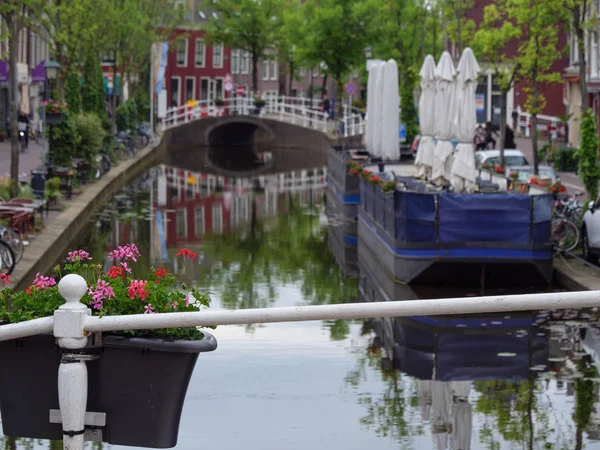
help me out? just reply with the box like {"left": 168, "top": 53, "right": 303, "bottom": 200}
{"left": 205, "top": 116, "right": 276, "bottom": 147}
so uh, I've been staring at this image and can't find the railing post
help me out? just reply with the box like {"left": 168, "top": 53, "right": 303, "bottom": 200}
{"left": 54, "top": 274, "right": 90, "bottom": 450}
{"left": 279, "top": 97, "right": 284, "bottom": 121}
{"left": 525, "top": 114, "right": 531, "bottom": 138}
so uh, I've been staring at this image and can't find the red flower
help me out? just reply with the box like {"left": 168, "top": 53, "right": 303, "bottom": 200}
{"left": 106, "top": 266, "right": 125, "bottom": 279}
{"left": 155, "top": 268, "right": 169, "bottom": 283}
{"left": 551, "top": 187, "right": 557, "bottom": 192}
{"left": 25, "top": 286, "right": 32, "bottom": 296}
{"left": 176, "top": 248, "right": 197, "bottom": 262}
{"left": 560, "top": 186, "right": 566, "bottom": 192}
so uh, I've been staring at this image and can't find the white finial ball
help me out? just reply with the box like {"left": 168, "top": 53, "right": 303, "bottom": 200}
{"left": 58, "top": 274, "right": 88, "bottom": 305}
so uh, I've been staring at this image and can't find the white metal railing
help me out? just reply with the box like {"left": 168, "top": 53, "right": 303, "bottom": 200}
{"left": 158, "top": 95, "right": 365, "bottom": 138}
{"left": 516, "top": 107, "right": 564, "bottom": 138}
{"left": 0, "top": 274, "right": 599, "bottom": 450}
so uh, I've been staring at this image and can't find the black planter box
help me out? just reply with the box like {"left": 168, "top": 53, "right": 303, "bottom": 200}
{"left": 45, "top": 112, "right": 64, "bottom": 125}
{"left": 0, "top": 332, "right": 217, "bottom": 448}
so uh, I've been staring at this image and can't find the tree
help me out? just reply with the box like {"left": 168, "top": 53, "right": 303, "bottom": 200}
{"left": 276, "top": 0, "right": 305, "bottom": 95}
{"left": 578, "top": 110, "right": 600, "bottom": 200}
{"left": 441, "top": 0, "right": 476, "bottom": 55}
{"left": 300, "top": 0, "right": 374, "bottom": 118}
{"left": 509, "top": 0, "right": 566, "bottom": 175}
{"left": 474, "top": 1, "right": 521, "bottom": 167}
{"left": 82, "top": 51, "right": 106, "bottom": 118}
{"left": 400, "top": 67, "right": 419, "bottom": 146}
{"left": 565, "top": 0, "right": 595, "bottom": 115}
{"left": 205, "top": 0, "right": 284, "bottom": 93}
{"left": 0, "top": 1, "right": 30, "bottom": 197}
{"left": 65, "top": 71, "right": 82, "bottom": 114}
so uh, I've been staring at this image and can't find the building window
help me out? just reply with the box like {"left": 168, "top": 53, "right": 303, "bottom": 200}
{"left": 195, "top": 39, "right": 205, "bottom": 67}
{"left": 299, "top": 67, "right": 306, "bottom": 77}
{"left": 263, "top": 59, "right": 269, "bottom": 80}
{"left": 215, "top": 78, "right": 224, "bottom": 99}
{"left": 200, "top": 77, "right": 209, "bottom": 101}
{"left": 592, "top": 33, "right": 599, "bottom": 78}
{"left": 213, "top": 43, "right": 223, "bottom": 69}
{"left": 194, "top": 207, "right": 205, "bottom": 236}
{"left": 212, "top": 204, "right": 223, "bottom": 234}
{"left": 176, "top": 39, "right": 188, "bottom": 67}
{"left": 232, "top": 50, "right": 239, "bottom": 74}
{"left": 170, "top": 77, "right": 180, "bottom": 107}
{"left": 185, "top": 77, "right": 195, "bottom": 101}
{"left": 312, "top": 67, "right": 319, "bottom": 77}
{"left": 270, "top": 60, "right": 277, "bottom": 80}
{"left": 176, "top": 208, "right": 187, "bottom": 239}
{"left": 241, "top": 51, "right": 249, "bottom": 74}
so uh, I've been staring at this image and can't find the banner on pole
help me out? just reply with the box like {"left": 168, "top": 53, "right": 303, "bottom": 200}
{"left": 152, "top": 42, "right": 169, "bottom": 95}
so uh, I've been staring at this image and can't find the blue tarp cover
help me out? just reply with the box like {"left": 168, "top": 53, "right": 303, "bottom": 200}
{"left": 438, "top": 194, "right": 531, "bottom": 243}
{"left": 394, "top": 192, "right": 436, "bottom": 242}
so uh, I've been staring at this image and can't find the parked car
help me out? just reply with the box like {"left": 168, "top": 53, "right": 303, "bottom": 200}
{"left": 475, "top": 149, "right": 528, "bottom": 168}
{"left": 506, "top": 165, "right": 559, "bottom": 184}
{"left": 582, "top": 202, "right": 600, "bottom": 263}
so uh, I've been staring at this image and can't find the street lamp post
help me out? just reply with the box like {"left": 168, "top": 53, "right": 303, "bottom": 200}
{"left": 44, "top": 60, "right": 61, "bottom": 179}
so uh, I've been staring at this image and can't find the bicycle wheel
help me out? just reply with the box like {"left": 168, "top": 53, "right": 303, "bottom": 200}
{"left": 552, "top": 218, "right": 580, "bottom": 253}
{"left": 0, "top": 240, "right": 15, "bottom": 275}
{"left": 0, "top": 226, "right": 24, "bottom": 263}
{"left": 141, "top": 134, "right": 150, "bottom": 147}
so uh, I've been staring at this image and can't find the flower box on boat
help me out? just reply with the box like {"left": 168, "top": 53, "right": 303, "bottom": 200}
{"left": 0, "top": 332, "right": 216, "bottom": 448}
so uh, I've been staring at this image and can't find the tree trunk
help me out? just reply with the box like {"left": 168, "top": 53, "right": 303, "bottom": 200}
{"left": 288, "top": 62, "right": 294, "bottom": 96}
{"left": 8, "top": 13, "right": 20, "bottom": 198}
{"left": 335, "top": 77, "right": 344, "bottom": 121}
{"left": 111, "top": 46, "right": 118, "bottom": 129}
{"left": 251, "top": 53, "right": 259, "bottom": 94}
{"left": 531, "top": 113, "right": 539, "bottom": 176}
{"left": 321, "top": 74, "right": 328, "bottom": 97}
{"left": 499, "top": 89, "right": 507, "bottom": 167}
{"left": 577, "top": 26, "right": 588, "bottom": 112}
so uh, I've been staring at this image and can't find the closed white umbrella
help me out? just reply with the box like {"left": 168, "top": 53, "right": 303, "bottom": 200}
{"left": 371, "top": 63, "right": 385, "bottom": 159}
{"left": 365, "top": 61, "right": 382, "bottom": 154}
{"left": 431, "top": 381, "right": 452, "bottom": 450}
{"left": 451, "top": 48, "right": 481, "bottom": 193}
{"left": 451, "top": 401, "right": 473, "bottom": 450}
{"left": 431, "top": 51, "right": 456, "bottom": 185}
{"left": 381, "top": 59, "right": 400, "bottom": 160}
{"left": 415, "top": 55, "right": 437, "bottom": 179}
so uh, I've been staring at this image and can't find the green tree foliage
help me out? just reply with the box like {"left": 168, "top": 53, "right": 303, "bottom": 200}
{"left": 116, "top": 99, "right": 138, "bottom": 132}
{"left": 578, "top": 110, "right": 600, "bottom": 200}
{"left": 277, "top": 0, "right": 305, "bottom": 94}
{"left": 49, "top": 112, "right": 78, "bottom": 167}
{"left": 400, "top": 67, "right": 418, "bottom": 145}
{"left": 441, "top": 0, "right": 476, "bottom": 54}
{"left": 205, "top": 0, "right": 284, "bottom": 93}
{"left": 72, "top": 112, "right": 105, "bottom": 166}
{"left": 300, "top": 0, "right": 373, "bottom": 116}
{"left": 474, "top": 1, "right": 521, "bottom": 165}
{"left": 65, "top": 71, "right": 82, "bottom": 114}
{"left": 82, "top": 52, "right": 106, "bottom": 118}
{"left": 509, "top": 0, "right": 566, "bottom": 174}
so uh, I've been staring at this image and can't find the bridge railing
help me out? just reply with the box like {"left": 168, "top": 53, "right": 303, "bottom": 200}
{"left": 339, "top": 110, "right": 366, "bottom": 138}
{"left": 158, "top": 96, "right": 335, "bottom": 134}
{"left": 0, "top": 273, "right": 598, "bottom": 450}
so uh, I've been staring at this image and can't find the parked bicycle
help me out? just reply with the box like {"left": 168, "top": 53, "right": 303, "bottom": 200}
{"left": 0, "top": 240, "right": 15, "bottom": 275}
{"left": 551, "top": 191, "right": 584, "bottom": 253}
{"left": 0, "top": 225, "right": 24, "bottom": 264}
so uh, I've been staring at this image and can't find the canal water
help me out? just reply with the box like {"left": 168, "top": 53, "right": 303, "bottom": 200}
{"left": 2, "top": 161, "right": 600, "bottom": 450}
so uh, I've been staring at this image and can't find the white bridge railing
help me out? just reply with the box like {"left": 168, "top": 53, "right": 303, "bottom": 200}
{"left": 158, "top": 95, "right": 365, "bottom": 138}
{"left": 0, "top": 274, "right": 598, "bottom": 450}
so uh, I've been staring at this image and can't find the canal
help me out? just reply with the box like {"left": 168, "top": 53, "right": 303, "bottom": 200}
{"left": 2, "top": 157, "right": 600, "bottom": 449}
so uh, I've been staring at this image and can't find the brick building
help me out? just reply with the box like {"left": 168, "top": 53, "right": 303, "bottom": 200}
{"left": 453, "top": 0, "right": 568, "bottom": 130}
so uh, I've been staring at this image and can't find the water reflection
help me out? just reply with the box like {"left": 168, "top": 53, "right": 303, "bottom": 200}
{"left": 8, "top": 164, "right": 600, "bottom": 449}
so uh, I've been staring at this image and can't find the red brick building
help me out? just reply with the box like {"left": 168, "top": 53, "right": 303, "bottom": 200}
{"left": 455, "top": 0, "right": 568, "bottom": 129}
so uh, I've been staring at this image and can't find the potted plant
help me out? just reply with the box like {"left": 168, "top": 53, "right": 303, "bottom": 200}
{"left": 0, "top": 245, "right": 216, "bottom": 448}
{"left": 41, "top": 100, "right": 68, "bottom": 125}
{"left": 551, "top": 180, "right": 567, "bottom": 199}
{"left": 367, "top": 174, "right": 383, "bottom": 219}
{"left": 254, "top": 97, "right": 266, "bottom": 114}
{"left": 44, "top": 176, "right": 62, "bottom": 207}
{"left": 359, "top": 169, "right": 372, "bottom": 212}
{"left": 508, "top": 171, "right": 520, "bottom": 191}
{"left": 214, "top": 97, "right": 225, "bottom": 107}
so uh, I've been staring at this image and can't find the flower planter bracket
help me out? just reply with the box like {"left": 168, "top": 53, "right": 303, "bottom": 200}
{"left": 49, "top": 409, "right": 106, "bottom": 442}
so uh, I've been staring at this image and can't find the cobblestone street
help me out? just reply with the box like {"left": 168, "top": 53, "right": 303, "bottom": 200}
{"left": 0, "top": 138, "right": 46, "bottom": 182}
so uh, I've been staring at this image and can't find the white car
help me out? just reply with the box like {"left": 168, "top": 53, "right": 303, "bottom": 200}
{"left": 475, "top": 149, "right": 529, "bottom": 168}
{"left": 582, "top": 201, "right": 600, "bottom": 262}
